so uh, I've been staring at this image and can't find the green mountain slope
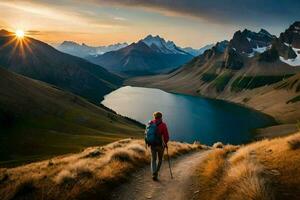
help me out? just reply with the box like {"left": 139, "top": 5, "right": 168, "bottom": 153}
{"left": 0, "top": 30, "right": 122, "bottom": 104}
{"left": 0, "top": 68, "right": 143, "bottom": 167}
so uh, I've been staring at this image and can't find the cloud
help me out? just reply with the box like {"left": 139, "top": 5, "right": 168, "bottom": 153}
{"left": 114, "top": 17, "right": 127, "bottom": 21}
{"left": 91, "top": 0, "right": 300, "bottom": 25}
{"left": 27, "top": 30, "right": 42, "bottom": 35}
{"left": 0, "top": 1, "right": 127, "bottom": 30}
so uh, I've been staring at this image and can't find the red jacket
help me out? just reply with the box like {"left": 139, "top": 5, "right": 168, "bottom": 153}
{"left": 151, "top": 119, "right": 169, "bottom": 144}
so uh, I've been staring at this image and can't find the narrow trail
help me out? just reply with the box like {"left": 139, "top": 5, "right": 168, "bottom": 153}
{"left": 110, "top": 150, "right": 210, "bottom": 200}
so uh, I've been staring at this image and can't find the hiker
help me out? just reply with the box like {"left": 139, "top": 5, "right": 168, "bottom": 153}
{"left": 145, "top": 111, "right": 169, "bottom": 180}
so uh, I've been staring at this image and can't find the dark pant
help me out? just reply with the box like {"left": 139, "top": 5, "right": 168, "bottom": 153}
{"left": 150, "top": 145, "right": 164, "bottom": 175}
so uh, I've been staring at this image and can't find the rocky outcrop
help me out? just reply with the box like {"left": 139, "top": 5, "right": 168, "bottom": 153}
{"left": 279, "top": 21, "right": 300, "bottom": 48}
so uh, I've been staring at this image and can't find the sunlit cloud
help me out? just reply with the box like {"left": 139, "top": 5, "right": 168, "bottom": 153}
{"left": 26, "top": 30, "right": 42, "bottom": 36}
{"left": 89, "top": 0, "right": 300, "bottom": 25}
{"left": 114, "top": 17, "right": 127, "bottom": 21}
{"left": 1, "top": 0, "right": 299, "bottom": 48}
{"left": 0, "top": 1, "right": 126, "bottom": 31}
{"left": 0, "top": 0, "right": 135, "bottom": 46}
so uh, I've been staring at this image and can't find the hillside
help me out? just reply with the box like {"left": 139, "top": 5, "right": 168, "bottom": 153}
{"left": 128, "top": 23, "right": 300, "bottom": 133}
{"left": 0, "top": 139, "right": 202, "bottom": 200}
{"left": 193, "top": 132, "right": 300, "bottom": 200}
{"left": 87, "top": 35, "right": 194, "bottom": 77}
{"left": 1, "top": 132, "right": 300, "bottom": 200}
{"left": 0, "top": 68, "right": 143, "bottom": 167}
{"left": 0, "top": 30, "right": 122, "bottom": 104}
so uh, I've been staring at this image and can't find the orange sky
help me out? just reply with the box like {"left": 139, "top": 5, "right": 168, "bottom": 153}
{"left": 0, "top": 0, "right": 295, "bottom": 48}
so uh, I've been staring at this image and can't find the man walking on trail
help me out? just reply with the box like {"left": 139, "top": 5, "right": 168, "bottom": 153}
{"left": 145, "top": 111, "right": 169, "bottom": 181}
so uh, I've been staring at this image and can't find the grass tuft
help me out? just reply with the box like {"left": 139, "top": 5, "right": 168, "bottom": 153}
{"left": 128, "top": 144, "right": 146, "bottom": 155}
{"left": 201, "top": 149, "right": 227, "bottom": 179}
{"left": 287, "top": 135, "right": 300, "bottom": 150}
{"left": 13, "top": 178, "right": 37, "bottom": 199}
{"left": 221, "top": 160, "right": 274, "bottom": 200}
{"left": 48, "top": 160, "right": 54, "bottom": 166}
{"left": 0, "top": 172, "right": 9, "bottom": 184}
{"left": 55, "top": 170, "right": 76, "bottom": 185}
{"left": 83, "top": 148, "right": 104, "bottom": 158}
{"left": 213, "top": 142, "right": 224, "bottom": 149}
{"left": 110, "top": 150, "right": 134, "bottom": 163}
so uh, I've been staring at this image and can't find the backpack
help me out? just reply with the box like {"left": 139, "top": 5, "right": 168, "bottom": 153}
{"left": 145, "top": 121, "right": 162, "bottom": 146}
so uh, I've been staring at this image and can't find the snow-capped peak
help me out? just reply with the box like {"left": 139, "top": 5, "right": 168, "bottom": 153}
{"left": 142, "top": 35, "right": 165, "bottom": 48}
{"left": 280, "top": 43, "right": 300, "bottom": 67}
{"left": 57, "top": 41, "right": 128, "bottom": 58}
{"left": 140, "top": 35, "right": 187, "bottom": 55}
{"left": 230, "top": 28, "right": 274, "bottom": 57}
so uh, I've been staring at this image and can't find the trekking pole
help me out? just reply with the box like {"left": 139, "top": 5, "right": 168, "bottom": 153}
{"left": 166, "top": 146, "right": 174, "bottom": 179}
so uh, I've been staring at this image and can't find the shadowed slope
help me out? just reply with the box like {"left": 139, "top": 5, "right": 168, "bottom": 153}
{"left": 0, "top": 30, "right": 122, "bottom": 104}
{"left": 0, "top": 68, "right": 143, "bottom": 167}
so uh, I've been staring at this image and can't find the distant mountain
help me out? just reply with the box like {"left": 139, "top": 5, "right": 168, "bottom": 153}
{"left": 57, "top": 41, "right": 128, "bottom": 58}
{"left": 128, "top": 22, "right": 300, "bottom": 124}
{"left": 181, "top": 44, "right": 214, "bottom": 56}
{"left": 277, "top": 22, "right": 300, "bottom": 66}
{"left": 0, "top": 67, "right": 142, "bottom": 166}
{"left": 141, "top": 35, "right": 189, "bottom": 54}
{"left": 279, "top": 21, "right": 300, "bottom": 48}
{"left": 0, "top": 30, "right": 122, "bottom": 103}
{"left": 229, "top": 29, "right": 275, "bottom": 57}
{"left": 86, "top": 35, "right": 194, "bottom": 76}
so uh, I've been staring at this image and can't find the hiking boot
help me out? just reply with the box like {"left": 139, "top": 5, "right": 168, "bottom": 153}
{"left": 152, "top": 173, "right": 158, "bottom": 181}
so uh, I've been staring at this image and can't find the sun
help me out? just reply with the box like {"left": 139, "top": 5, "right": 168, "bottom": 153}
{"left": 15, "top": 29, "right": 25, "bottom": 39}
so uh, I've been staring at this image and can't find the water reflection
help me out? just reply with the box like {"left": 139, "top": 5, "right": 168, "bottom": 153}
{"left": 102, "top": 86, "right": 275, "bottom": 145}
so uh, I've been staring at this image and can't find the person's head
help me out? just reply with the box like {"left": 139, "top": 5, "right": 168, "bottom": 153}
{"left": 153, "top": 111, "right": 163, "bottom": 120}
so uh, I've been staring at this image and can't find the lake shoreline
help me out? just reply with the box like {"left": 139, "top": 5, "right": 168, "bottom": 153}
{"left": 123, "top": 82, "right": 293, "bottom": 139}
{"left": 103, "top": 86, "right": 276, "bottom": 145}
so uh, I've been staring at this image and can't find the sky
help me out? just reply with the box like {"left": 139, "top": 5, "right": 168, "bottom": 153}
{"left": 0, "top": 0, "right": 300, "bottom": 48}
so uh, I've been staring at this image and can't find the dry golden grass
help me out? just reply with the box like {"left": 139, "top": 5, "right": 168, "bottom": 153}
{"left": 200, "top": 149, "right": 227, "bottom": 179}
{"left": 287, "top": 134, "right": 300, "bottom": 150}
{"left": 194, "top": 132, "right": 300, "bottom": 200}
{"left": 0, "top": 139, "right": 202, "bottom": 200}
{"left": 212, "top": 142, "right": 224, "bottom": 149}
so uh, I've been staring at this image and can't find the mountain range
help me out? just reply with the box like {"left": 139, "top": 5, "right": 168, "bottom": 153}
{"left": 128, "top": 22, "right": 300, "bottom": 127}
{"left": 86, "top": 35, "right": 196, "bottom": 76}
{"left": 181, "top": 44, "right": 214, "bottom": 56}
{"left": 57, "top": 35, "right": 213, "bottom": 77}
{"left": 56, "top": 41, "right": 128, "bottom": 58}
{"left": 0, "top": 29, "right": 122, "bottom": 104}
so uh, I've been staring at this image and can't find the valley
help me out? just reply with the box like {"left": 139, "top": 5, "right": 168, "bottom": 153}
{"left": 127, "top": 22, "right": 300, "bottom": 137}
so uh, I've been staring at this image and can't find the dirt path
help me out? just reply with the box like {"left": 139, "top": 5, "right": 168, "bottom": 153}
{"left": 110, "top": 150, "right": 210, "bottom": 200}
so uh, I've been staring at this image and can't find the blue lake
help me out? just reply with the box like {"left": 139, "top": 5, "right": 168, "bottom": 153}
{"left": 102, "top": 86, "right": 276, "bottom": 145}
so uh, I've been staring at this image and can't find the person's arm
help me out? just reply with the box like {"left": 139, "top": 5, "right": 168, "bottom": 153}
{"left": 162, "top": 123, "right": 169, "bottom": 145}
